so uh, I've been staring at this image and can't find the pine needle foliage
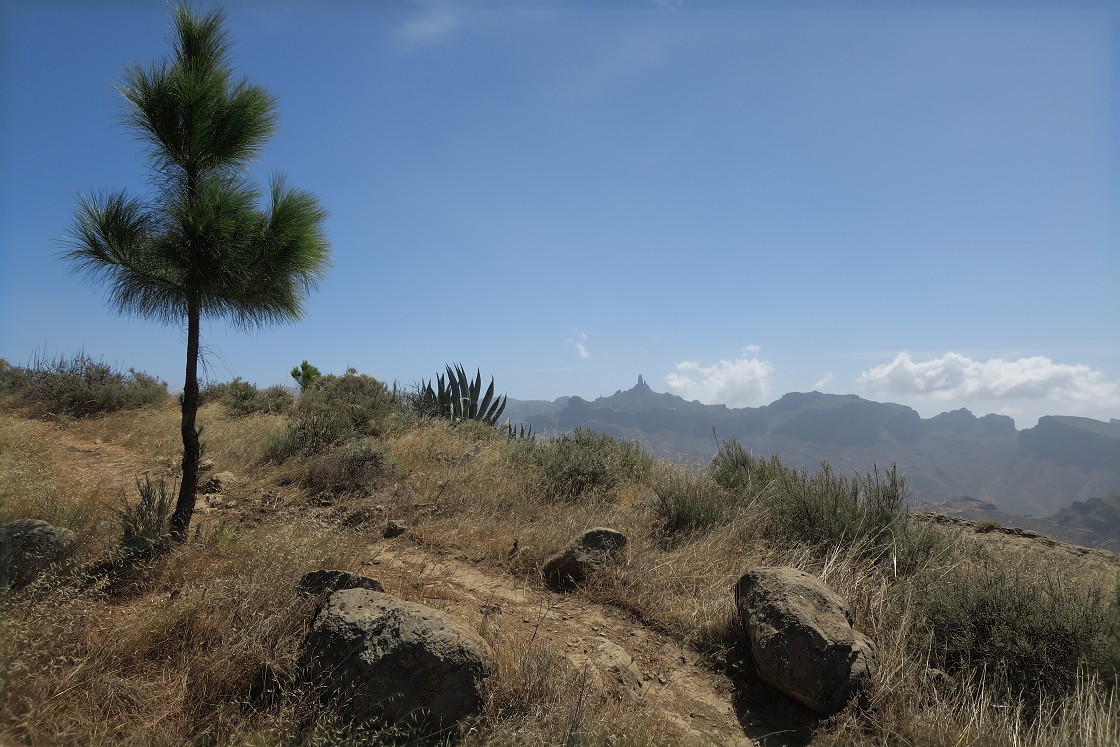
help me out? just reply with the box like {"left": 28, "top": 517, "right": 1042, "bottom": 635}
{"left": 62, "top": 5, "right": 330, "bottom": 540}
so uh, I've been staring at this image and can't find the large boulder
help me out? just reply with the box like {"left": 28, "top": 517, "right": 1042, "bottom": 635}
{"left": 734, "top": 567, "right": 878, "bottom": 714}
{"left": 542, "top": 527, "right": 628, "bottom": 590}
{"left": 302, "top": 589, "right": 495, "bottom": 730}
{"left": 0, "top": 519, "right": 77, "bottom": 590}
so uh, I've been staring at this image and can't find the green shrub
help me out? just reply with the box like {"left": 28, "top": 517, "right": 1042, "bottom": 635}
{"left": 290, "top": 360, "right": 322, "bottom": 392}
{"left": 710, "top": 441, "right": 941, "bottom": 571}
{"left": 523, "top": 428, "right": 653, "bottom": 503}
{"left": 772, "top": 463, "right": 943, "bottom": 571}
{"left": 14, "top": 352, "right": 168, "bottom": 418}
{"left": 116, "top": 475, "right": 174, "bottom": 554}
{"left": 651, "top": 468, "right": 735, "bottom": 543}
{"left": 0, "top": 358, "right": 27, "bottom": 401}
{"left": 915, "top": 564, "right": 1115, "bottom": 711}
{"left": 778, "top": 463, "right": 905, "bottom": 547}
{"left": 203, "top": 377, "right": 293, "bottom": 417}
{"left": 709, "top": 439, "right": 792, "bottom": 497}
{"left": 265, "top": 370, "right": 394, "bottom": 461}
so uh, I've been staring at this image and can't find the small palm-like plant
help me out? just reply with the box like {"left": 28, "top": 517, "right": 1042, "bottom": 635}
{"left": 420, "top": 364, "right": 507, "bottom": 426}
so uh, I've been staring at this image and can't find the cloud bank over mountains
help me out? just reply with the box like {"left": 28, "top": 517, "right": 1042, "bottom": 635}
{"left": 663, "top": 348, "right": 1118, "bottom": 426}
{"left": 665, "top": 346, "right": 773, "bottom": 407}
{"left": 859, "top": 352, "right": 1119, "bottom": 409}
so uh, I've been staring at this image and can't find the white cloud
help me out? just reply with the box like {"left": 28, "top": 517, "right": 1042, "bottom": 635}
{"left": 396, "top": 8, "right": 458, "bottom": 49}
{"left": 812, "top": 372, "right": 833, "bottom": 391}
{"left": 858, "top": 352, "right": 1120, "bottom": 406}
{"left": 665, "top": 347, "right": 773, "bottom": 407}
{"left": 571, "top": 331, "right": 590, "bottom": 360}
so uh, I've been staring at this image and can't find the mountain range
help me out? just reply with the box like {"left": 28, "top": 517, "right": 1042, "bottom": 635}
{"left": 505, "top": 377, "right": 1120, "bottom": 550}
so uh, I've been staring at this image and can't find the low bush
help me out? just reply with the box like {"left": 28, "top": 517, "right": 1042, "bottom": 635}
{"left": 776, "top": 463, "right": 905, "bottom": 547}
{"left": 915, "top": 563, "right": 1116, "bottom": 711}
{"left": 713, "top": 441, "right": 941, "bottom": 571}
{"left": 13, "top": 352, "right": 168, "bottom": 418}
{"left": 0, "top": 358, "right": 27, "bottom": 401}
{"left": 773, "top": 463, "right": 945, "bottom": 572}
{"left": 709, "top": 439, "right": 791, "bottom": 497}
{"left": 302, "top": 438, "right": 394, "bottom": 496}
{"left": 265, "top": 370, "right": 395, "bottom": 461}
{"left": 203, "top": 377, "right": 293, "bottom": 417}
{"left": 651, "top": 468, "right": 735, "bottom": 543}
{"left": 520, "top": 428, "right": 653, "bottom": 503}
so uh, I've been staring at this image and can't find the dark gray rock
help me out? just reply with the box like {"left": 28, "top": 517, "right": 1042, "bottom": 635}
{"left": 542, "top": 527, "right": 627, "bottom": 590}
{"left": 0, "top": 519, "right": 77, "bottom": 590}
{"left": 734, "top": 566, "right": 878, "bottom": 715}
{"left": 302, "top": 589, "right": 495, "bottom": 730}
{"left": 298, "top": 569, "right": 383, "bottom": 597}
{"left": 199, "top": 471, "right": 237, "bottom": 494}
{"left": 383, "top": 519, "right": 408, "bottom": 538}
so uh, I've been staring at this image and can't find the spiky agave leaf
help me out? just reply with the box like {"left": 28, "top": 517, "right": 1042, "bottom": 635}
{"left": 481, "top": 392, "right": 507, "bottom": 425}
{"left": 427, "top": 364, "right": 509, "bottom": 425}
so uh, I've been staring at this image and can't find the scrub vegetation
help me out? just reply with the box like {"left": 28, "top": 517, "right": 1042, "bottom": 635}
{"left": 1, "top": 356, "right": 1117, "bottom": 746}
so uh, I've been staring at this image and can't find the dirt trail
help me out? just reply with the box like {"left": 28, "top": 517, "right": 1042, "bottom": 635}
{"left": 54, "top": 427, "right": 176, "bottom": 489}
{"left": 366, "top": 539, "right": 759, "bottom": 747}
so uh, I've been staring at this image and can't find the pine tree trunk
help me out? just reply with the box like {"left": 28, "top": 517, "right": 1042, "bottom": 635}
{"left": 170, "top": 301, "right": 201, "bottom": 541}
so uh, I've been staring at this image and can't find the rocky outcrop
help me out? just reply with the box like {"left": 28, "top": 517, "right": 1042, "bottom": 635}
{"left": 302, "top": 589, "right": 494, "bottom": 730}
{"left": 542, "top": 527, "right": 628, "bottom": 590}
{"left": 734, "top": 567, "right": 878, "bottom": 714}
{"left": 0, "top": 519, "right": 77, "bottom": 590}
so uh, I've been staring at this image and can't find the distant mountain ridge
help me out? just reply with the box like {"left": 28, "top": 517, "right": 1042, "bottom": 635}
{"left": 505, "top": 377, "right": 1120, "bottom": 547}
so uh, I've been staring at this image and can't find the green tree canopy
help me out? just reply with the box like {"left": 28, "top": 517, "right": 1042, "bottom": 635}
{"left": 290, "top": 360, "right": 322, "bottom": 392}
{"left": 65, "top": 4, "right": 330, "bottom": 540}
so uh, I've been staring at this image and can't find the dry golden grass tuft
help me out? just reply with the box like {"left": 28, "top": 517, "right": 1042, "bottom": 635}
{"left": 471, "top": 620, "right": 683, "bottom": 747}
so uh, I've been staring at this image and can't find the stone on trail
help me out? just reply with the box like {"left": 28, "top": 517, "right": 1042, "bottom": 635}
{"left": 542, "top": 527, "right": 628, "bottom": 590}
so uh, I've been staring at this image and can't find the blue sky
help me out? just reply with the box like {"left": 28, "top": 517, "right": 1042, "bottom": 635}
{"left": 1, "top": 0, "right": 1117, "bottom": 429}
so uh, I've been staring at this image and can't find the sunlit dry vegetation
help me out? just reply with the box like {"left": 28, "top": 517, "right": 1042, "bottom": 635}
{"left": 1, "top": 356, "right": 1117, "bottom": 746}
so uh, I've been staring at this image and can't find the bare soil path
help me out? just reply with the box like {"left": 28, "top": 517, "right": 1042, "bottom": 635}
{"left": 364, "top": 538, "right": 760, "bottom": 747}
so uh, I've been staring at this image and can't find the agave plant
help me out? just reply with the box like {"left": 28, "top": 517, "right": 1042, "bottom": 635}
{"left": 420, "top": 364, "right": 508, "bottom": 426}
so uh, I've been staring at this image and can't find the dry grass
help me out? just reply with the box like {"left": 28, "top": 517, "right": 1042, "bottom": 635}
{"left": 471, "top": 618, "right": 682, "bottom": 746}
{"left": 0, "top": 517, "right": 367, "bottom": 746}
{"left": 1, "top": 401, "right": 1117, "bottom": 746}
